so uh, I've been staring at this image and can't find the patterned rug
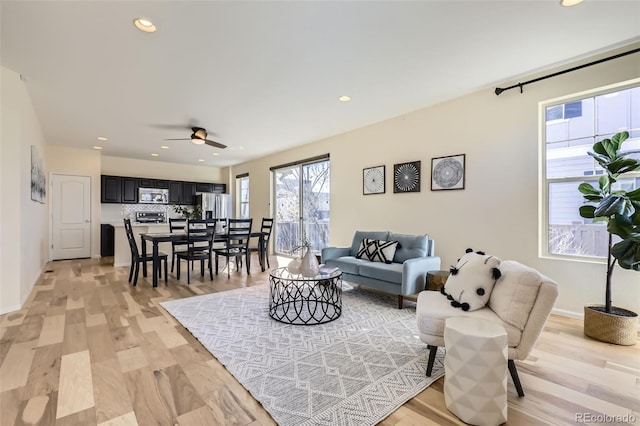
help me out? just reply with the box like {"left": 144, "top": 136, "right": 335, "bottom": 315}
{"left": 161, "top": 284, "right": 445, "bottom": 426}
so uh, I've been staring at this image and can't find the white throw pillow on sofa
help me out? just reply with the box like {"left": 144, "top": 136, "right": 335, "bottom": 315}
{"left": 356, "top": 239, "right": 398, "bottom": 264}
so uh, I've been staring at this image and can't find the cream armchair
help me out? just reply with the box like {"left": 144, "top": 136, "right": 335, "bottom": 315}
{"left": 416, "top": 260, "right": 558, "bottom": 397}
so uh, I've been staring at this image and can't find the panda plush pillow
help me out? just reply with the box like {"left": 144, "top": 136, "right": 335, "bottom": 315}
{"left": 440, "top": 248, "right": 502, "bottom": 312}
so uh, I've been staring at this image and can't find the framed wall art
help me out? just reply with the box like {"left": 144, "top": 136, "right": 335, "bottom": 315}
{"left": 31, "top": 145, "right": 46, "bottom": 203}
{"left": 363, "top": 165, "right": 385, "bottom": 195}
{"left": 393, "top": 161, "right": 421, "bottom": 193}
{"left": 431, "top": 154, "right": 465, "bottom": 191}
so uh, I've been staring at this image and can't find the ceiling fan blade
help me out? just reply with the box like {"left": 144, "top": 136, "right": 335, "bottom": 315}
{"left": 151, "top": 124, "right": 191, "bottom": 130}
{"left": 204, "top": 139, "right": 227, "bottom": 149}
{"left": 163, "top": 138, "right": 190, "bottom": 141}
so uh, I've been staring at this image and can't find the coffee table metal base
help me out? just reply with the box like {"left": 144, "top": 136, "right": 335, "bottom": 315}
{"left": 269, "top": 268, "right": 342, "bottom": 325}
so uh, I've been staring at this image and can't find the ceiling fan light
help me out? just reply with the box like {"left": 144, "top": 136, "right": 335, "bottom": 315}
{"left": 192, "top": 138, "right": 205, "bottom": 145}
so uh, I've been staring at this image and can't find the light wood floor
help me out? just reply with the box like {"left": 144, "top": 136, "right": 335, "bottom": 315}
{"left": 1, "top": 256, "right": 638, "bottom": 426}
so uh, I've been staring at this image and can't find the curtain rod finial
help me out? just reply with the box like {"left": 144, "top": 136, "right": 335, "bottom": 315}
{"left": 494, "top": 87, "right": 504, "bottom": 96}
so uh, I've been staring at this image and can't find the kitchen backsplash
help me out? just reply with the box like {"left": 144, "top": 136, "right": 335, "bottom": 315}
{"left": 101, "top": 203, "right": 191, "bottom": 224}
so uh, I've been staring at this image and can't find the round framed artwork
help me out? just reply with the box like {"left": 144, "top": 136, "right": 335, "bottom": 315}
{"left": 393, "top": 161, "right": 421, "bottom": 193}
{"left": 363, "top": 165, "right": 385, "bottom": 194}
{"left": 431, "top": 154, "right": 465, "bottom": 190}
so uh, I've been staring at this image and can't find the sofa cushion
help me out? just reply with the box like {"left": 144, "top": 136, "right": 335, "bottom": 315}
{"left": 389, "top": 233, "right": 428, "bottom": 263}
{"left": 356, "top": 239, "right": 399, "bottom": 264}
{"left": 349, "top": 231, "right": 390, "bottom": 256}
{"left": 416, "top": 290, "right": 522, "bottom": 348}
{"left": 488, "top": 260, "right": 542, "bottom": 331}
{"left": 359, "top": 261, "right": 404, "bottom": 284}
{"left": 324, "top": 256, "right": 366, "bottom": 275}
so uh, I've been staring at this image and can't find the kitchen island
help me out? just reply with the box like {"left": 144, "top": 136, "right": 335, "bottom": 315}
{"left": 110, "top": 222, "right": 173, "bottom": 268}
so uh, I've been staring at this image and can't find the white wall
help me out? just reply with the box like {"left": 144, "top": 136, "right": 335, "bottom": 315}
{"left": 1, "top": 67, "right": 49, "bottom": 314}
{"left": 231, "top": 45, "right": 640, "bottom": 318}
{"left": 46, "top": 145, "right": 102, "bottom": 259}
{"left": 101, "top": 156, "right": 225, "bottom": 183}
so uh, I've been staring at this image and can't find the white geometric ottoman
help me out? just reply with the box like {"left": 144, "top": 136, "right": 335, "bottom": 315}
{"left": 444, "top": 317, "right": 508, "bottom": 426}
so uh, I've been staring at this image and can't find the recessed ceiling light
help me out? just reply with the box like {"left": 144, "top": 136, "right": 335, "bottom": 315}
{"left": 97, "top": 136, "right": 108, "bottom": 141}
{"left": 212, "top": 153, "right": 220, "bottom": 156}
{"left": 238, "top": 146, "right": 246, "bottom": 150}
{"left": 160, "top": 145, "right": 169, "bottom": 149}
{"left": 198, "top": 159, "right": 205, "bottom": 162}
{"left": 151, "top": 153, "right": 159, "bottom": 157}
{"left": 339, "top": 95, "right": 351, "bottom": 102}
{"left": 133, "top": 18, "right": 156, "bottom": 33}
{"left": 560, "top": 0, "right": 584, "bottom": 6}
{"left": 93, "top": 146, "right": 102, "bottom": 150}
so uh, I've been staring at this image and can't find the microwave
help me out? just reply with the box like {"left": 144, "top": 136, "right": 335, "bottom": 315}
{"left": 138, "top": 187, "right": 169, "bottom": 204}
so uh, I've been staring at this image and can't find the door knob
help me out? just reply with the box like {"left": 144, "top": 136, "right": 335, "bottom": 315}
{"left": 85, "top": 220, "right": 90, "bottom": 223}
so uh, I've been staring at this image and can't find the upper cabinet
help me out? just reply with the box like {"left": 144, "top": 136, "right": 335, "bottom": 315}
{"left": 100, "top": 175, "right": 225, "bottom": 204}
{"left": 168, "top": 181, "right": 182, "bottom": 204}
{"left": 101, "top": 175, "right": 121, "bottom": 203}
{"left": 121, "top": 178, "right": 138, "bottom": 203}
{"left": 182, "top": 182, "right": 197, "bottom": 205}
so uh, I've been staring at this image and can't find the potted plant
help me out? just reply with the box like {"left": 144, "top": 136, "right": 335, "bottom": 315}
{"left": 173, "top": 205, "right": 202, "bottom": 220}
{"left": 578, "top": 130, "right": 640, "bottom": 345}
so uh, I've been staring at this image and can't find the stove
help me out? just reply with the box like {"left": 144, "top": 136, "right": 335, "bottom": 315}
{"left": 135, "top": 211, "right": 166, "bottom": 223}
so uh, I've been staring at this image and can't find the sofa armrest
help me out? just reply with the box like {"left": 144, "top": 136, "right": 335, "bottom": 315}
{"left": 401, "top": 256, "right": 442, "bottom": 295}
{"left": 321, "top": 247, "right": 351, "bottom": 262}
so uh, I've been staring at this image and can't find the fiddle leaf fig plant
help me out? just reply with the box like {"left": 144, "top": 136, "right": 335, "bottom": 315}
{"left": 578, "top": 131, "right": 640, "bottom": 313}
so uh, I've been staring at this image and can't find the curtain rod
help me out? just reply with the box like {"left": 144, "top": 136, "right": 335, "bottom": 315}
{"left": 494, "top": 47, "right": 640, "bottom": 96}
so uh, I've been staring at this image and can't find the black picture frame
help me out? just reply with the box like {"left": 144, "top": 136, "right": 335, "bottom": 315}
{"left": 363, "top": 165, "right": 385, "bottom": 195}
{"left": 393, "top": 161, "right": 421, "bottom": 193}
{"left": 431, "top": 154, "right": 465, "bottom": 191}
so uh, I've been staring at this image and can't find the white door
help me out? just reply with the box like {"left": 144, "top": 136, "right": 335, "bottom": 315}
{"left": 52, "top": 174, "right": 91, "bottom": 260}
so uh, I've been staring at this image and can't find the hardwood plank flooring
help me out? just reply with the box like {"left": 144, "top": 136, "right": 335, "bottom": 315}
{"left": 1, "top": 256, "right": 638, "bottom": 425}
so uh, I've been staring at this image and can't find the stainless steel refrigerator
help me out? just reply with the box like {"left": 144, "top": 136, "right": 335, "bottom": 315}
{"left": 196, "top": 193, "right": 232, "bottom": 220}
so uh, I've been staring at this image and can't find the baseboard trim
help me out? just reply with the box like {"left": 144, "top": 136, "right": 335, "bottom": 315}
{"left": 551, "top": 308, "right": 583, "bottom": 320}
{"left": 0, "top": 304, "right": 23, "bottom": 315}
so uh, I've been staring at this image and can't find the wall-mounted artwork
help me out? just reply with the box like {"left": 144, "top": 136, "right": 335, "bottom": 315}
{"left": 31, "top": 145, "right": 46, "bottom": 203}
{"left": 363, "top": 165, "right": 385, "bottom": 195}
{"left": 431, "top": 154, "right": 465, "bottom": 191}
{"left": 393, "top": 161, "right": 421, "bottom": 193}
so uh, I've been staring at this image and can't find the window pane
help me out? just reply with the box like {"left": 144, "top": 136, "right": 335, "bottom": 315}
{"left": 240, "top": 203, "right": 249, "bottom": 219}
{"left": 274, "top": 166, "right": 300, "bottom": 254}
{"left": 302, "top": 160, "right": 330, "bottom": 254}
{"left": 544, "top": 83, "right": 640, "bottom": 260}
{"left": 548, "top": 181, "right": 608, "bottom": 257}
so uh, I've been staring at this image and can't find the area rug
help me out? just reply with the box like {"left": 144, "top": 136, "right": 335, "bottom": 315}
{"left": 161, "top": 284, "right": 445, "bottom": 426}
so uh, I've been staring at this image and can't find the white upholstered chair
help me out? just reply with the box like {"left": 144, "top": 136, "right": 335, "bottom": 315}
{"left": 416, "top": 260, "right": 558, "bottom": 397}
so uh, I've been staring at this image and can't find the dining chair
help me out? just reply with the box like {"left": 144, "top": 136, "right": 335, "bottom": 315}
{"left": 214, "top": 218, "right": 253, "bottom": 277}
{"left": 124, "top": 218, "right": 168, "bottom": 286}
{"left": 248, "top": 217, "right": 274, "bottom": 271}
{"left": 175, "top": 219, "right": 215, "bottom": 284}
{"left": 169, "top": 218, "right": 187, "bottom": 273}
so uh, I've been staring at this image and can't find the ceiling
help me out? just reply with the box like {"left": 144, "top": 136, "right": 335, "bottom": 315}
{"left": 2, "top": 1, "right": 639, "bottom": 168}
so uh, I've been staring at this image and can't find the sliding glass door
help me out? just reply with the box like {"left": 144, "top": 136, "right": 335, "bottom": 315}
{"left": 273, "top": 158, "right": 330, "bottom": 256}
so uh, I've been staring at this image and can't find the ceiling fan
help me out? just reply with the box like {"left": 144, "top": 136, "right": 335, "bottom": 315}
{"left": 160, "top": 124, "right": 227, "bottom": 149}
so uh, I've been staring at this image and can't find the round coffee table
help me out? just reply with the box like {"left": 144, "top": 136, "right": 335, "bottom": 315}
{"left": 268, "top": 267, "right": 342, "bottom": 325}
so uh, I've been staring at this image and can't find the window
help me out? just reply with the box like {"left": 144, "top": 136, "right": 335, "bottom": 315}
{"left": 272, "top": 155, "right": 330, "bottom": 256}
{"left": 542, "top": 79, "right": 640, "bottom": 259}
{"left": 237, "top": 174, "right": 249, "bottom": 219}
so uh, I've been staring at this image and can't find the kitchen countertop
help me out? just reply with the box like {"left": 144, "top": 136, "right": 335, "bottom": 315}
{"left": 110, "top": 222, "right": 171, "bottom": 228}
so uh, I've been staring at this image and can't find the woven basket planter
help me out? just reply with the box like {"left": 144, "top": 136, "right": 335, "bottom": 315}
{"left": 584, "top": 305, "right": 638, "bottom": 346}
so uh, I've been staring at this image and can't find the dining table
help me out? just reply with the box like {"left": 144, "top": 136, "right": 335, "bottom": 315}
{"left": 140, "top": 229, "right": 269, "bottom": 287}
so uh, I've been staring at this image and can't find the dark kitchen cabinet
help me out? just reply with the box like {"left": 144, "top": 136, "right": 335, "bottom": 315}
{"left": 138, "top": 178, "right": 155, "bottom": 188}
{"left": 212, "top": 183, "right": 226, "bottom": 193}
{"left": 121, "top": 178, "right": 138, "bottom": 203}
{"left": 101, "top": 175, "right": 121, "bottom": 203}
{"left": 182, "top": 182, "right": 197, "bottom": 205}
{"left": 154, "top": 180, "right": 169, "bottom": 189}
{"left": 168, "top": 181, "right": 182, "bottom": 204}
{"left": 195, "top": 182, "right": 213, "bottom": 192}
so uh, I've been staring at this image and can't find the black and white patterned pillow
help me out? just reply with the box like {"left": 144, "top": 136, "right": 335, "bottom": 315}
{"left": 356, "top": 239, "right": 399, "bottom": 264}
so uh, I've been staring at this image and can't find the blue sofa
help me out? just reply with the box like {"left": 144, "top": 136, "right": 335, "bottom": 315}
{"left": 322, "top": 231, "right": 441, "bottom": 308}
